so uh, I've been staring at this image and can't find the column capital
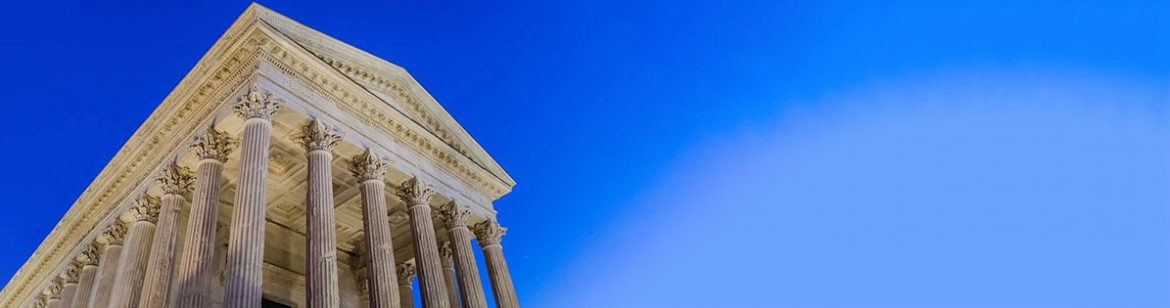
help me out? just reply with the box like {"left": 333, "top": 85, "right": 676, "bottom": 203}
{"left": 124, "top": 195, "right": 161, "bottom": 223}
{"left": 191, "top": 126, "right": 237, "bottom": 162}
{"left": 396, "top": 177, "right": 434, "bottom": 207}
{"left": 33, "top": 294, "right": 47, "bottom": 308}
{"left": 473, "top": 220, "right": 507, "bottom": 247}
{"left": 78, "top": 243, "right": 100, "bottom": 267}
{"left": 439, "top": 242, "right": 454, "bottom": 268}
{"left": 157, "top": 164, "right": 195, "bottom": 195}
{"left": 295, "top": 119, "right": 343, "bottom": 152}
{"left": 436, "top": 202, "right": 471, "bottom": 229}
{"left": 62, "top": 261, "right": 82, "bottom": 284}
{"left": 348, "top": 149, "right": 387, "bottom": 182}
{"left": 96, "top": 221, "right": 128, "bottom": 248}
{"left": 46, "top": 277, "right": 63, "bottom": 298}
{"left": 232, "top": 85, "right": 281, "bottom": 120}
{"left": 396, "top": 262, "right": 416, "bottom": 285}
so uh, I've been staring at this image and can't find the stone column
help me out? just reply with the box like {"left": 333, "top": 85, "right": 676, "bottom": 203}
{"left": 109, "top": 195, "right": 161, "bottom": 308}
{"left": 437, "top": 203, "right": 488, "bottom": 308}
{"left": 223, "top": 85, "right": 280, "bottom": 308}
{"left": 397, "top": 263, "right": 417, "bottom": 308}
{"left": 58, "top": 261, "right": 80, "bottom": 308}
{"left": 88, "top": 222, "right": 127, "bottom": 308}
{"left": 296, "top": 119, "right": 343, "bottom": 307}
{"left": 439, "top": 242, "right": 461, "bottom": 308}
{"left": 349, "top": 150, "right": 402, "bottom": 308}
{"left": 397, "top": 178, "right": 450, "bottom": 308}
{"left": 71, "top": 245, "right": 100, "bottom": 308}
{"left": 139, "top": 164, "right": 195, "bottom": 308}
{"left": 474, "top": 220, "right": 519, "bottom": 308}
{"left": 45, "top": 279, "right": 62, "bottom": 308}
{"left": 175, "top": 126, "right": 235, "bottom": 308}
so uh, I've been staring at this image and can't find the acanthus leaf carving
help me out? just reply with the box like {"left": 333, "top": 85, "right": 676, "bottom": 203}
{"left": 348, "top": 149, "right": 387, "bottom": 182}
{"left": 294, "top": 119, "right": 342, "bottom": 152}
{"left": 232, "top": 85, "right": 281, "bottom": 120}
{"left": 191, "top": 126, "right": 237, "bottom": 162}
{"left": 157, "top": 164, "right": 195, "bottom": 195}
{"left": 436, "top": 201, "right": 471, "bottom": 229}
{"left": 472, "top": 220, "right": 506, "bottom": 247}
{"left": 396, "top": 177, "right": 434, "bottom": 207}
{"left": 123, "top": 195, "right": 161, "bottom": 224}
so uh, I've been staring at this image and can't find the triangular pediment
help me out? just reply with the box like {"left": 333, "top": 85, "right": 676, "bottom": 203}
{"left": 249, "top": 3, "right": 514, "bottom": 186}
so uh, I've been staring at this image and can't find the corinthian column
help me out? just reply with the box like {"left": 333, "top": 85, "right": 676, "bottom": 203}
{"left": 88, "top": 222, "right": 127, "bottom": 308}
{"left": 349, "top": 150, "right": 401, "bottom": 308}
{"left": 438, "top": 242, "right": 461, "bottom": 308}
{"left": 437, "top": 203, "right": 488, "bottom": 308}
{"left": 139, "top": 164, "right": 195, "bottom": 308}
{"left": 474, "top": 220, "right": 519, "bottom": 308}
{"left": 45, "top": 279, "right": 62, "bottom": 308}
{"left": 59, "top": 261, "right": 81, "bottom": 308}
{"left": 71, "top": 244, "right": 100, "bottom": 308}
{"left": 109, "top": 195, "right": 161, "bottom": 308}
{"left": 224, "top": 85, "right": 280, "bottom": 308}
{"left": 296, "top": 119, "right": 343, "bottom": 307}
{"left": 397, "top": 263, "right": 417, "bottom": 308}
{"left": 398, "top": 178, "right": 450, "bottom": 308}
{"left": 175, "top": 126, "right": 235, "bottom": 308}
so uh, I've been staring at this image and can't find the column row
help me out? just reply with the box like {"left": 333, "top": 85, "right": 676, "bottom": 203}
{"left": 36, "top": 85, "right": 519, "bottom": 308}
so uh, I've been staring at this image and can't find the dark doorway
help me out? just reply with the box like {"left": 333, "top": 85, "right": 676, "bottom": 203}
{"left": 261, "top": 298, "right": 291, "bottom": 308}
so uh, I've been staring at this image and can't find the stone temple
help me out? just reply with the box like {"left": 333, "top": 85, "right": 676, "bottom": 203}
{"left": 0, "top": 3, "right": 520, "bottom": 308}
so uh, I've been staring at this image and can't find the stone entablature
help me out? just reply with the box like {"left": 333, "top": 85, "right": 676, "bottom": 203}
{"left": 1, "top": 4, "right": 521, "bottom": 308}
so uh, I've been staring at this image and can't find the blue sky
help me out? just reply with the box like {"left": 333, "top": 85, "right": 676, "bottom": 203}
{"left": 1, "top": 1, "right": 1168, "bottom": 307}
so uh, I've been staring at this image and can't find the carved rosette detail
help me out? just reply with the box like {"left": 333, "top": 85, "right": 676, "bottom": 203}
{"left": 295, "top": 119, "right": 342, "bottom": 152}
{"left": 436, "top": 201, "right": 471, "bottom": 229}
{"left": 190, "top": 126, "right": 237, "bottom": 162}
{"left": 233, "top": 85, "right": 281, "bottom": 120}
{"left": 348, "top": 149, "right": 387, "bottom": 182}
{"left": 62, "top": 261, "right": 82, "bottom": 283}
{"left": 396, "top": 262, "right": 416, "bottom": 284}
{"left": 157, "top": 164, "right": 195, "bottom": 195}
{"left": 473, "top": 220, "right": 507, "bottom": 247}
{"left": 125, "top": 195, "right": 161, "bottom": 223}
{"left": 396, "top": 177, "right": 434, "bottom": 207}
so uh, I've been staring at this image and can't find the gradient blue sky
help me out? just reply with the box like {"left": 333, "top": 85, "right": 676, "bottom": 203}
{"left": 1, "top": 1, "right": 1168, "bottom": 307}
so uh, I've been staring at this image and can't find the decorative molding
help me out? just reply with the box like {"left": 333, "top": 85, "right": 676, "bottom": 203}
{"left": 45, "top": 278, "right": 62, "bottom": 298}
{"left": 233, "top": 84, "right": 282, "bottom": 120}
{"left": 439, "top": 242, "right": 454, "bottom": 267}
{"left": 395, "top": 177, "right": 434, "bottom": 207}
{"left": 294, "top": 119, "right": 342, "bottom": 152}
{"left": 472, "top": 220, "right": 506, "bottom": 247}
{"left": 157, "top": 164, "right": 195, "bottom": 195}
{"left": 348, "top": 149, "right": 387, "bottom": 182}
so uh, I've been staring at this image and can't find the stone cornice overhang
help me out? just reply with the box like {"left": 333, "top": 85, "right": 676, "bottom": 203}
{"left": 2, "top": 4, "right": 516, "bottom": 305}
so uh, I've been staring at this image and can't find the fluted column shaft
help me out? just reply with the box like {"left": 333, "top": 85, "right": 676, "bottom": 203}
{"left": 399, "top": 178, "right": 448, "bottom": 308}
{"left": 439, "top": 245, "right": 460, "bottom": 308}
{"left": 351, "top": 150, "right": 401, "bottom": 308}
{"left": 475, "top": 221, "right": 518, "bottom": 308}
{"left": 224, "top": 86, "right": 279, "bottom": 308}
{"left": 398, "top": 264, "right": 416, "bottom": 308}
{"left": 299, "top": 120, "right": 342, "bottom": 307}
{"left": 137, "top": 199, "right": 179, "bottom": 307}
{"left": 175, "top": 128, "right": 232, "bottom": 308}
{"left": 88, "top": 243, "right": 122, "bottom": 308}
{"left": 58, "top": 283, "right": 77, "bottom": 308}
{"left": 438, "top": 205, "right": 488, "bottom": 308}
{"left": 139, "top": 168, "right": 191, "bottom": 308}
{"left": 72, "top": 263, "right": 98, "bottom": 308}
{"left": 110, "top": 197, "right": 160, "bottom": 308}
